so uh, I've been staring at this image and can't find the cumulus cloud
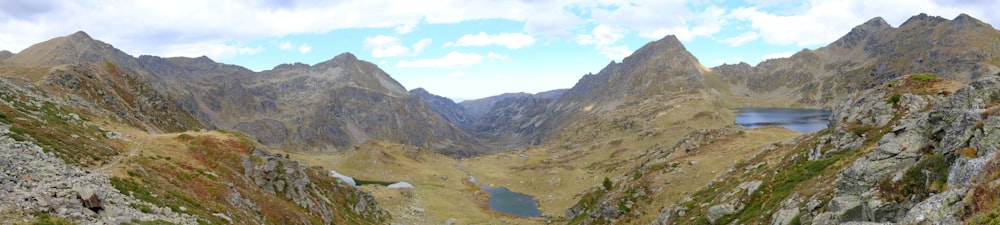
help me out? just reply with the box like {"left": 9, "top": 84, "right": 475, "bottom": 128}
{"left": 0, "top": 0, "right": 591, "bottom": 57}
{"left": 396, "top": 52, "right": 482, "bottom": 68}
{"left": 577, "top": 25, "right": 632, "bottom": 59}
{"left": 412, "top": 38, "right": 432, "bottom": 54}
{"left": 298, "top": 44, "right": 312, "bottom": 54}
{"left": 279, "top": 41, "right": 293, "bottom": 50}
{"left": 0, "top": 0, "right": 996, "bottom": 62}
{"left": 445, "top": 32, "right": 536, "bottom": 49}
{"left": 486, "top": 52, "right": 509, "bottom": 61}
{"left": 729, "top": 0, "right": 973, "bottom": 46}
{"left": 590, "top": 1, "right": 726, "bottom": 41}
{"left": 363, "top": 35, "right": 431, "bottom": 57}
{"left": 718, "top": 32, "right": 759, "bottom": 47}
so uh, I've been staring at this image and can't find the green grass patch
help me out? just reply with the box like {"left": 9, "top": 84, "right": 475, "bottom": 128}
{"left": 911, "top": 73, "right": 936, "bottom": 81}
{"left": 30, "top": 212, "right": 74, "bottom": 225}
{"left": 877, "top": 154, "right": 949, "bottom": 202}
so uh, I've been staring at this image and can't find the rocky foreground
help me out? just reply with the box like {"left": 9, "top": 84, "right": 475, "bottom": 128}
{"left": 0, "top": 123, "right": 197, "bottom": 224}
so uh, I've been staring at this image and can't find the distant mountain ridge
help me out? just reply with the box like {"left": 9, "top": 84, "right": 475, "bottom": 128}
{"left": 141, "top": 52, "right": 484, "bottom": 156}
{"left": 435, "top": 13, "right": 1000, "bottom": 150}
{"left": 2, "top": 13, "right": 997, "bottom": 156}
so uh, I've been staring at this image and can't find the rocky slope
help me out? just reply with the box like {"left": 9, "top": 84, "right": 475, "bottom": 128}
{"left": 715, "top": 13, "right": 1000, "bottom": 108}
{"left": 640, "top": 74, "right": 1000, "bottom": 225}
{"left": 410, "top": 88, "right": 471, "bottom": 127}
{"left": 142, "top": 52, "right": 484, "bottom": 156}
{"left": 0, "top": 33, "right": 392, "bottom": 224}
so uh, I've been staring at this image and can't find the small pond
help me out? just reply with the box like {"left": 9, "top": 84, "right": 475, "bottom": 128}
{"left": 734, "top": 108, "right": 832, "bottom": 133}
{"left": 457, "top": 163, "right": 542, "bottom": 217}
{"left": 481, "top": 186, "right": 543, "bottom": 217}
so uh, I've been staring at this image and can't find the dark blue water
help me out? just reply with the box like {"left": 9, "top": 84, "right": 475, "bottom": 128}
{"left": 481, "top": 186, "right": 542, "bottom": 217}
{"left": 735, "top": 108, "right": 831, "bottom": 133}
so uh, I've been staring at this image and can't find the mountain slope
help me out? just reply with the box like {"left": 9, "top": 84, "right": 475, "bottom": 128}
{"left": 410, "top": 87, "right": 470, "bottom": 127}
{"left": 142, "top": 52, "right": 484, "bottom": 156}
{"left": 714, "top": 13, "right": 1000, "bottom": 108}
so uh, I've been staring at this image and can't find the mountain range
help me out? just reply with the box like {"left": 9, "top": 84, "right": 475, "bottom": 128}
{"left": 1, "top": 12, "right": 999, "bottom": 224}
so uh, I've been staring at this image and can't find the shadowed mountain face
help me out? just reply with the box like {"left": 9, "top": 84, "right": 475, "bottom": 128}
{"left": 141, "top": 53, "right": 483, "bottom": 156}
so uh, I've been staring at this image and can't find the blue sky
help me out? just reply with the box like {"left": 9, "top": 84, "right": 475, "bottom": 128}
{"left": 1, "top": 0, "right": 998, "bottom": 100}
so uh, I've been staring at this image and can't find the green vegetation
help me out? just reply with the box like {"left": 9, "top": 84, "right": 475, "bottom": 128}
{"left": 911, "top": 73, "right": 936, "bottom": 81}
{"left": 603, "top": 177, "right": 613, "bottom": 190}
{"left": 848, "top": 124, "right": 873, "bottom": 136}
{"left": 30, "top": 212, "right": 74, "bottom": 225}
{"left": 878, "top": 154, "right": 950, "bottom": 202}
{"left": 130, "top": 203, "right": 155, "bottom": 213}
{"left": 122, "top": 219, "right": 176, "bottom": 225}
{"left": 568, "top": 189, "right": 608, "bottom": 224}
{"left": 888, "top": 93, "right": 902, "bottom": 104}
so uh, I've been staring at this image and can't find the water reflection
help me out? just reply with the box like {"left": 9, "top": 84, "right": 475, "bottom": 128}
{"left": 735, "top": 108, "right": 831, "bottom": 133}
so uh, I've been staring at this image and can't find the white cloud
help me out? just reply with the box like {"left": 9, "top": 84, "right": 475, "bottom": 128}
{"left": 486, "top": 52, "right": 509, "bottom": 61}
{"left": 761, "top": 51, "right": 796, "bottom": 60}
{"left": 363, "top": 35, "right": 432, "bottom": 57}
{"left": 394, "top": 21, "right": 418, "bottom": 34}
{"left": 279, "top": 41, "right": 293, "bottom": 50}
{"left": 718, "top": 31, "right": 759, "bottom": 47}
{"left": 729, "top": 0, "right": 976, "bottom": 46}
{"left": 412, "top": 38, "right": 432, "bottom": 54}
{"left": 446, "top": 32, "right": 536, "bottom": 49}
{"left": 589, "top": 1, "right": 727, "bottom": 41}
{"left": 298, "top": 44, "right": 312, "bottom": 54}
{"left": 577, "top": 25, "right": 633, "bottom": 59}
{"left": 577, "top": 25, "right": 626, "bottom": 46}
{"left": 449, "top": 71, "right": 465, "bottom": 77}
{"left": 397, "top": 52, "right": 483, "bottom": 68}
{"left": 1, "top": 0, "right": 997, "bottom": 64}
{"left": 0, "top": 0, "right": 585, "bottom": 58}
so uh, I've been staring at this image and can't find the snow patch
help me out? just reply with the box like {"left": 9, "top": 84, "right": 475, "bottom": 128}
{"left": 387, "top": 181, "right": 414, "bottom": 189}
{"left": 329, "top": 170, "right": 356, "bottom": 186}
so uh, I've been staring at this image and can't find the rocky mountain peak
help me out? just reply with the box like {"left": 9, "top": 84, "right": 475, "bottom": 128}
{"left": 409, "top": 87, "right": 431, "bottom": 95}
{"left": 899, "top": 13, "right": 949, "bottom": 28}
{"left": 828, "top": 16, "right": 894, "bottom": 50}
{"left": 950, "top": 13, "right": 993, "bottom": 30}
{"left": 333, "top": 52, "right": 359, "bottom": 62}
{"left": 6, "top": 31, "right": 138, "bottom": 68}
{"left": 622, "top": 35, "right": 697, "bottom": 65}
{"left": 861, "top": 17, "right": 890, "bottom": 28}
{"left": 67, "top": 30, "right": 93, "bottom": 40}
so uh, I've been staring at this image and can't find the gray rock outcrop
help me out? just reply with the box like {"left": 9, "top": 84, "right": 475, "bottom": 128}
{"left": 242, "top": 148, "right": 389, "bottom": 223}
{"left": 0, "top": 123, "right": 197, "bottom": 224}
